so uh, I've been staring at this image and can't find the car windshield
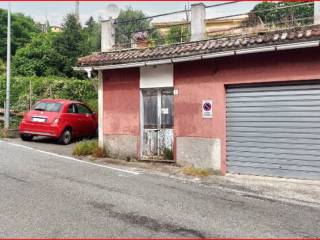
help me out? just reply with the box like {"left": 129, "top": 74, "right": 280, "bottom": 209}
{"left": 33, "top": 102, "right": 62, "bottom": 112}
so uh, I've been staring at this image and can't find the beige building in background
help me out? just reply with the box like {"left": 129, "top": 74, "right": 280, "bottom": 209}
{"left": 152, "top": 15, "right": 248, "bottom": 38}
{"left": 50, "top": 26, "right": 62, "bottom": 33}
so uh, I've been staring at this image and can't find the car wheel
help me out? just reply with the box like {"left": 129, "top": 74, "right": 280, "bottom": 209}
{"left": 20, "top": 134, "right": 33, "bottom": 141}
{"left": 58, "top": 129, "right": 72, "bottom": 145}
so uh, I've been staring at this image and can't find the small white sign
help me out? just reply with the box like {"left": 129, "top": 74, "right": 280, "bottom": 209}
{"left": 161, "top": 108, "right": 169, "bottom": 114}
{"left": 202, "top": 100, "right": 213, "bottom": 118}
{"left": 173, "top": 89, "right": 179, "bottom": 95}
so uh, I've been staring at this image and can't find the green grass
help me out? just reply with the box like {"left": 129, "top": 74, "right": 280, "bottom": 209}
{"left": 72, "top": 140, "right": 106, "bottom": 158}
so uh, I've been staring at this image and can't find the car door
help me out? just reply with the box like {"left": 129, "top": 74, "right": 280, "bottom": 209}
{"left": 76, "top": 103, "right": 95, "bottom": 136}
{"left": 65, "top": 103, "right": 82, "bottom": 137}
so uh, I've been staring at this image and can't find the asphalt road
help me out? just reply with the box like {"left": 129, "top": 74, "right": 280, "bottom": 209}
{"left": 0, "top": 140, "right": 319, "bottom": 238}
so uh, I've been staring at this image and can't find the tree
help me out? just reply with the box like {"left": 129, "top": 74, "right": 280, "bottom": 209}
{"left": 165, "top": 25, "right": 190, "bottom": 45}
{"left": 53, "top": 14, "right": 85, "bottom": 77}
{"left": 13, "top": 33, "right": 65, "bottom": 77}
{"left": 0, "top": 9, "right": 41, "bottom": 60}
{"left": 248, "top": 2, "right": 314, "bottom": 27}
{"left": 37, "top": 20, "right": 51, "bottom": 33}
{"left": 0, "top": 59, "right": 5, "bottom": 74}
{"left": 82, "top": 17, "right": 101, "bottom": 53}
{"left": 85, "top": 16, "right": 95, "bottom": 30}
{"left": 115, "top": 7, "right": 159, "bottom": 48}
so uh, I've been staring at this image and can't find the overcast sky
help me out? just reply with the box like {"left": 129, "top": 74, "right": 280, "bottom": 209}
{"left": 0, "top": 1, "right": 258, "bottom": 26}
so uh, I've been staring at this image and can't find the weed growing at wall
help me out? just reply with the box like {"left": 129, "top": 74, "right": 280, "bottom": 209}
{"left": 72, "top": 140, "right": 106, "bottom": 158}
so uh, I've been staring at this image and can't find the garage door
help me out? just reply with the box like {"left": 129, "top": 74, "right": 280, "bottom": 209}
{"left": 226, "top": 82, "right": 320, "bottom": 180}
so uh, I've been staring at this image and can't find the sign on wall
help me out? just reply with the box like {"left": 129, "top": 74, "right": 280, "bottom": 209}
{"left": 202, "top": 100, "right": 213, "bottom": 118}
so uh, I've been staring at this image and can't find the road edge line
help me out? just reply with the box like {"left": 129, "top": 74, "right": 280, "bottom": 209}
{"left": 0, "top": 140, "right": 140, "bottom": 175}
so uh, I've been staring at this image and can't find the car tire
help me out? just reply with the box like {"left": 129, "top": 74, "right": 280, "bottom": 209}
{"left": 58, "top": 128, "right": 72, "bottom": 145}
{"left": 20, "top": 134, "right": 33, "bottom": 141}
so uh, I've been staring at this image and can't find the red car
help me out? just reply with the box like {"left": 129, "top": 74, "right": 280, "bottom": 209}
{"left": 19, "top": 99, "right": 98, "bottom": 145}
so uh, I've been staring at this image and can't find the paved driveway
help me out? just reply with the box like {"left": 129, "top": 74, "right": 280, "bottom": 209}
{"left": 6, "top": 136, "right": 76, "bottom": 156}
{"left": 0, "top": 140, "right": 320, "bottom": 238}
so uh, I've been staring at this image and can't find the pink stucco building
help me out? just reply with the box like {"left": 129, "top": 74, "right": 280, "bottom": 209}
{"left": 78, "top": 22, "right": 320, "bottom": 180}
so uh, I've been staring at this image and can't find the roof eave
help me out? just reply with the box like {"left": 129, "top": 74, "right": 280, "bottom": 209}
{"left": 75, "top": 40, "right": 320, "bottom": 71}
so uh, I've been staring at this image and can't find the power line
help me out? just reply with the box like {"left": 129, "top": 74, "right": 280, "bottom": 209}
{"left": 114, "top": 1, "right": 240, "bottom": 25}
{"left": 115, "top": 21, "right": 190, "bottom": 37}
{"left": 253, "top": 1, "right": 313, "bottom": 15}
{"left": 113, "top": 1, "right": 315, "bottom": 49}
{"left": 206, "top": 16, "right": 314, "bottom": 35}
{"left": 114, "top": 9, "right": 190, "bottom": 25}
{"left": 205, "top": 1, "right": 238, "bottom": 9}
{"left": 203, "top": 2, "right": 313, "bottom": 22}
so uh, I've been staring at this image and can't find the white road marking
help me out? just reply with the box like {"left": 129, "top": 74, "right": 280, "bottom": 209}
{"left": 0, "top": 140, "right": 140, "bottom": 175}
{"left": 4, "top": 142, "right": 34, "bottom": 150}
{"left": 2, "top": 142, "right": 318, "bottom": 208}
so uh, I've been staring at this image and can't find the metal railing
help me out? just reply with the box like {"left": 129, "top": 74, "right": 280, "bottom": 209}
{"left": 113, "top": 2, "right": 315, "bottom": 50}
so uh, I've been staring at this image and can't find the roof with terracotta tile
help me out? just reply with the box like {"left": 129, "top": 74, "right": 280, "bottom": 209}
{"left": 78, "top": 25, "right": 320, "bottom": 67}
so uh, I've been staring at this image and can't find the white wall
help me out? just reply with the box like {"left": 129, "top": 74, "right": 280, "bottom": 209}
{"left": 140, "top": 64, "right": 173, "bottom": 88}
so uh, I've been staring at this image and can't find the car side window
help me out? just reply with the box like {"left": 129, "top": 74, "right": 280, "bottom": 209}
{"left": 76, "top": 104, "right": 92, "bottom": 114}
{"left": 67, "top": 104, "right": 77, "bottom": 113}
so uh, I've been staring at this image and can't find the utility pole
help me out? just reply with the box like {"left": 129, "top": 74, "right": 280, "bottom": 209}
{"left": 75, "top": 1, "right": 80, "bottom": 23}
{"left": 45, "top": 8, "right": 49, "bottom": 33}
{"left": 185, "top": 3, "right": 190, "bottom": 23}
{"left": 4, "top": 2, "right": 11, "bottom": 135}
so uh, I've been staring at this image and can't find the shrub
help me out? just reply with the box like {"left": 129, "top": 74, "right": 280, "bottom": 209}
{"left": 0, "top": 74, "right": 97, "bottom": 113}
{"left": 163, "top": 148, "right": 173, "bottom": 160}
{"left": 92, "top": 146, "right": 107, "bottom": 158}
{"left": 86, "top": 98, "right": 98, "bottom": 113}
{"left": 10, "top": 115, "right": 22, "bottom": 129}
{"left": 182, "top": 166, "right": 213, "bottom": 177}
{"left": 72, "top": 140, "right": 106, "bottom": 158}
{"left": 72, "top": 140, "right": 98, "bottom": 156}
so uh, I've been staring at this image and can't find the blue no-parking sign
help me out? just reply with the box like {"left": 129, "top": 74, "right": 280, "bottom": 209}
{"left": 202, "top": 99, "right": 213, "bottom": 118}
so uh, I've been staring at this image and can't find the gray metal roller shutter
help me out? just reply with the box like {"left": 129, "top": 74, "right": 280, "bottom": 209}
{"left": 226, "top": 82, "right": 320, "bottom": 180}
